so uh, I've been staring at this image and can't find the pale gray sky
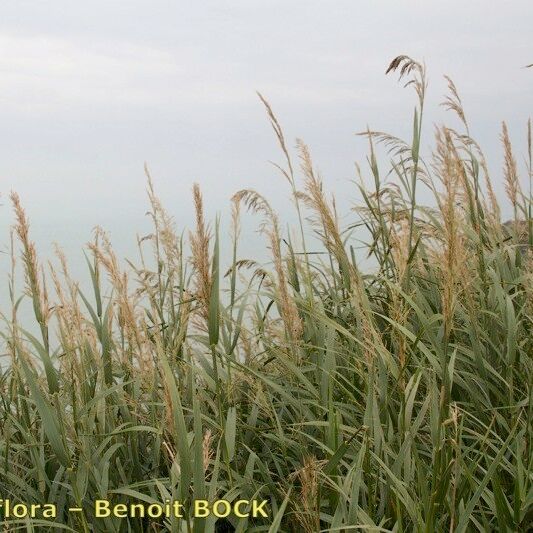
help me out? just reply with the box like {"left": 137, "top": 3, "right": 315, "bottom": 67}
{"left": 0, "top": 1, "right": 531, "bottom": 272}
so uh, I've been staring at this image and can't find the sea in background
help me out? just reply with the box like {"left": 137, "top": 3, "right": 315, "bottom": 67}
{"left": 0, "top": 104, "right": 525, "bottom": 345}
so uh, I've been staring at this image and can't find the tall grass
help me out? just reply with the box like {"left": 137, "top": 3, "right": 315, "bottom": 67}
{"left": 0, "top": 56, "right": 531, "bottom": 532}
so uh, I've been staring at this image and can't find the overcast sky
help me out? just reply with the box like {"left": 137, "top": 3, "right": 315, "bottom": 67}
{"left": 0, "top": 1, "right": 531, "bottom": 271}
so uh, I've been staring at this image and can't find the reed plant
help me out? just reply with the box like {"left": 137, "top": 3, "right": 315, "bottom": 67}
{"left": 0, "top": 56, "right": 531, "bottom": 532}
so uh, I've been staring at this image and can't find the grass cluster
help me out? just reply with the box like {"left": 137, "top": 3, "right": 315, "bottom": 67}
{"left": 0, "top": 56, "right": 531, "bottom": 532}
